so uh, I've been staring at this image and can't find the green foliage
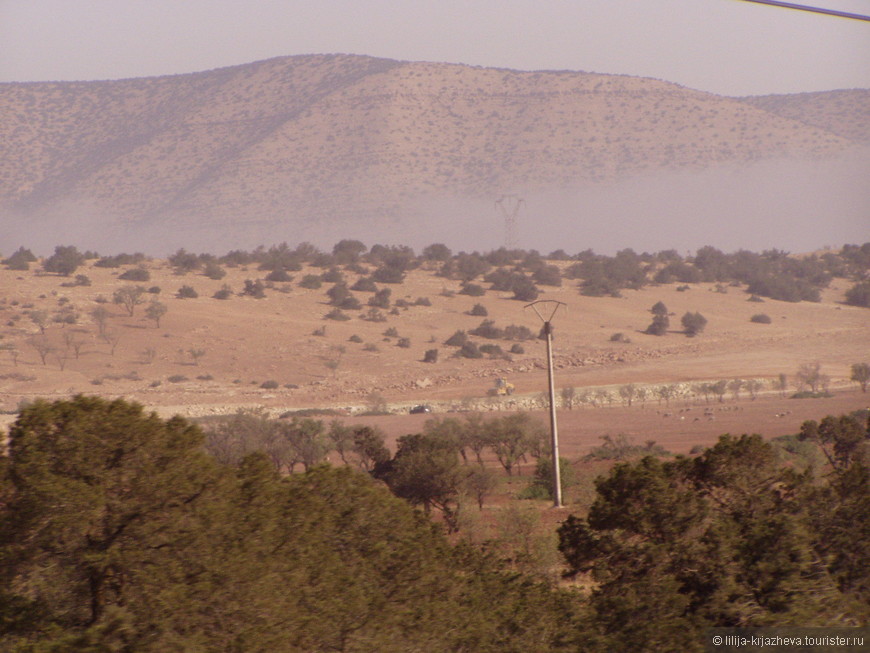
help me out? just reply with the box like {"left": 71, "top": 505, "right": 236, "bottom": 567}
{"left": 524, "top": 456, "right": 576, "bottom": 501}
{"left": 213, "top": 284, "right": 233, "bottom": 299}
{"left": 1, "top": 396, "right": 582, "bottom": 651}
{"left": 851, "top": 362, "right": 870, "bottom": 392}
{"left": 371, "top": 265, "right": 405, "bottom": 284}
{"left": 558, "top": 430, "right": 870, "bottom": 651}
{"left": 112, "top": 284, "right": 147, "bottom": 316}
{"left": 327, "top": 282, "right": 362, "bottom": 309}
{"left": 470, "top": 319, "right": 504, "bottom": 339}
{"left": 511, "top": 275, "right": 539, "bottom": 301}
{"left": 845, "top": 280, "right": 870, "bottom": 307}
{"left": 119, "top": 266, "right": 150, "bottom": 281}
{"left": 532, "top": 264, "right": 562, "bottom": 287}
{"left": 299, "top": 274, "right": 322, "bottom": 289}
{"left": 144, "top": 300, "right": 167, "bottom": 327}
{"left": 203, "top": 261, "right": 226, "bottom": 280}
{"left": 176, "top": 284, "right": 198, "bottom": 299}
{"left": 3, "top": 246, "right": 36, "bottom": 270}
{"left": 265, "top": 267, "right": 292, "bottom": 282}
{"left": 681, "top": 311, "right": 707, "bottom": 336}
{"left": 376, "top": 432, "right": 464, "bottom": 531}
{"left": 241, "top": 279, "right": 266, "bottom": 298}
{"left": 457, "top": 341, "right": 483, "bottom": 359}
{"left": 43, "top": 245, "right": 85, "bottom": 276}
{"left": 368, "top": 287, "right": 391, "bottom": 308}
{"left": 332, "top": 239, "right": 367, "bottom": 264}
{"left": 645, "top": 313, "right": 669, "bottom": 335}
{"left": 168, "top": 247, "right": 201, "bottom": 273}
{"left": 324, "top": 308, "right": 350, "bottom": 321}
{"left": 459, "top": 282, "right": 486, "bottom": 297}
{"left": 422, "top": 243, "right": 452, "bottom": 261}
{"left": 583, "top": 434, "right": 669, "bottom": 461}
{"left": 488, "top": 413, "right": 546, "bottom": 476}
{"left": 350, "top": 276, "right": 377, "bottom": 292}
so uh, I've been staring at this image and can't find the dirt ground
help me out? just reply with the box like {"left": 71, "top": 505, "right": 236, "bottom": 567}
{"left": 1, "top": 256, "right": 868, "bottom": 445}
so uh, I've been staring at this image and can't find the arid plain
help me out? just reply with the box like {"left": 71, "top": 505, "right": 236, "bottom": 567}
{"left": 1, "top": 252, "right": 867, "bottom": 459}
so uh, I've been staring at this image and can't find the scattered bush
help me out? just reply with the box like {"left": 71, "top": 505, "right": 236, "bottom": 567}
{"left": 119, "top": 267, "right": 150, "bottom": 281}
{"left": 397, "top": 337, "right": 411, "bottom": 348}
{"left": 468, "top": 303, "right": 488, "bottom": 316}
{"left": 177, "top": 285, "right": 198, "bottom": 299}
{"left": 371, "top": 266, "right": 405, "bottom": 284}
{"left": 423, "top": 348, "right": 439, "bottom": 363}
{"left": 682, "top": 311, "right": 708, "bottom": 336}
{"left": 645, "top": 314, "right": 669, "bottom": 335}
{"left": 459, "top": 283, "right": 485, "bottom": 297}
{"left": 43, "top": 245, "right": 85, "bottom": 276}
{"left": 213, "top": 284, "right": 232, "bottom": 300}
{"left": 241, "top": 279, "right": 266, "bottom": 298}
{"left": 265, "top": 268, "right": 293, "bottom": 283}
{"left": 363, "top": 308, "right": 387, "bottom": 322}
{"left": 479, "top": 343, "right": 507, "bottom": 359}
{"left": 750, "top": 313, "right": 772, "bottom": 324}
{"left": 457, "top": 341, "right": 483, "bottom": 359}
{"left": 470, "top": 320, "right": 504, "bottom": 339}
{"left": 509, "top": 344, "right": 525, "bottom": 354}
{"left": 532, "top": 265, "right": 562, "bottom": 287}
{"left": 445, "top": 330, "right": 468, "bottom": 347}
{"left": 260, "top": 380, "right": 279, "bottom": 389}
{"left": 324, "top": 309, "right": 350, "bottom": 321}
{"left": 322, "top": 267, "right": 344, "bottom": 283}
{"left": 351, "top": 277, "right": 377, "bottom": 292}
{"left": 503, "top": 325, "right": 535, "bottom": 341}
{"left": 299, "top": 274, "right": 323, "bottom": 289}
{"left": 66, "top": 274, "right": 91, "bottom": 287}
{"left": 368, "top": 288, "right": 391, "bottom": 308}
{"left": 349, "top": 334, "right": 363, "bottom": 343}
{"left": 203, "top": 262, "right": 226, "bottom": 280}
{"left": 845, "top": 280, "right": 870, "bottom": 308}
{"left": 167, "top": 374, "right": 188, "bottom": 383}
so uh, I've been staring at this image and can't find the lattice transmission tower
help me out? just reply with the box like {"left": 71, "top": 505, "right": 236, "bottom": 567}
{"left": 495, "top": 195, "right": 524, "bottom": 250}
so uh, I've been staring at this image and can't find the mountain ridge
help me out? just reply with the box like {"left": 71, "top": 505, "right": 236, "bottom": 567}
{"left": 1, "top": 54, "right": 867, "bottom": 253}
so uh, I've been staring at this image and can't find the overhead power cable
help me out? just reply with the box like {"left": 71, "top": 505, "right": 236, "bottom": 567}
{"left": 735, "top": 0, "right": 870, "bottom": 21}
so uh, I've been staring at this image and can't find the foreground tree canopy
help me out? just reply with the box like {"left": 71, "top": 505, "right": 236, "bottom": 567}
{"left": 1, "top": 396, "right": 868, "bottom": 652}
{"left": 558, "top": 422, "right": 870, "bottom": 651}
{"left": 0, "top": 396, "right": 577, "bottom": 652}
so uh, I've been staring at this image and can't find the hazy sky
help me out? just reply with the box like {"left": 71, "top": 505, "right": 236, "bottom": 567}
{"left": 1, "top": 0, "right": 868, "bottom": 95}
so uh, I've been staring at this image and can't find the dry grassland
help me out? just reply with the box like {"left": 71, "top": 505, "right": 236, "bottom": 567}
{"left": 1, "top": 257, "right": 867, "bottom": 449}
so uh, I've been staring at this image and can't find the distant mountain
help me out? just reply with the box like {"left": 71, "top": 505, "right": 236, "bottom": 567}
{"left": 1, "top": 54, "right": 867, "bottom": 253}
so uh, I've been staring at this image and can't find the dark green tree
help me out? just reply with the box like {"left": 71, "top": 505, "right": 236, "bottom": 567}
{"left": 43, "top": 245, "right": 85, "bottom": 276}
{"left": 376, "top": 432, "right": 464, "bottom": 531}
{"left": 681, "top": 311, "right": 707, "bottom": 336}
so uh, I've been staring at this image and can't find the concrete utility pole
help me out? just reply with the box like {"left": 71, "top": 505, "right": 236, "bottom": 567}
{"left": 525, "top": 300, "right": 567, "bottom": 508}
